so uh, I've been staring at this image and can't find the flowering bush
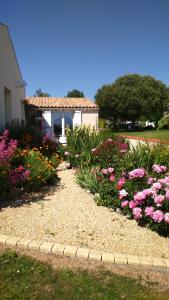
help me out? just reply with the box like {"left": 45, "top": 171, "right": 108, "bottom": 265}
{"left": 0, "top": 129, "right": 60, "bottom": 196}
{"left": 9, "top": 166, "right": 30, "bottom": 186}
{"left": 78, "top": 160, "right": 169, "bottom": 235}
{"left": 91, "top": 137, "right": 129, "bottom": 169}
{"left": 100, "top": 164, "right": 169, "bottom": 235}
{"left": 0, "top": 130, "right": 17, "bottom": 165}
{"left": 0, "top": 130, "right": 30, "bottom": 195}
{"left": 12, "top": 149, "right": 58, "bottom": 191}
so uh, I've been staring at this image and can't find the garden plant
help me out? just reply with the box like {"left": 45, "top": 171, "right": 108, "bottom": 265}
{"left": 62, "top": 126, "right": 169, "bottom": 236}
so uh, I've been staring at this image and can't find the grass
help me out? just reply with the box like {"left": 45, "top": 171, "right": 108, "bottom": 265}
{"left": 115, "top": 130, "right": 169, "bottom": 141}
{"left": 0, "top": 251, "right": 168, "bottom": 300}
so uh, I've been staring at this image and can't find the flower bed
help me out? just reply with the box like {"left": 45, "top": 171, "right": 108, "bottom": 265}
{"left": 62, "top": 126, "right": 169, "bottom": 236}
{"left": 93, "top": 164, "right": 169, "bottom": 235}
{"left": 0, "top": 130, "right": 59, "bottom": 196}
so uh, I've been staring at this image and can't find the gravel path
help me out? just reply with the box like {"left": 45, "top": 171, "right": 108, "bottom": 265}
{"left": 0, "top": 168, "right": 169, "bottom": 258}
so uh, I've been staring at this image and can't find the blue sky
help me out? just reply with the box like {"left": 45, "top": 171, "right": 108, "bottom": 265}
{"left": 1, "top": 0, "right": 169, "bottom": 98}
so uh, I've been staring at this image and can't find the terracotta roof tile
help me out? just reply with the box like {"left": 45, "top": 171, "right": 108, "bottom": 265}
{"left": 25, "top": 97, "right": 98, "bottom": 109}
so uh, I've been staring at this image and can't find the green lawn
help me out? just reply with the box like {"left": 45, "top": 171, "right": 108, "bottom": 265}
{"left": 0, "top": 251, "right": 168, "bottom": 300}
{"left": 115, "top": 130, "right": 169, "bottom": 141}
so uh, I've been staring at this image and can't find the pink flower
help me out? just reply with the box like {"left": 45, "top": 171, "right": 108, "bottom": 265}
{"left": 129, "top": 168, "right": 145, "bottom": 178}
{"left": 164, "top": 213, "right": 169, "bottom": 224}
{"left": 152, "top": 164, "right": 167, "bottom": 173}
{"left": 152, "top": 210, "right": 164, "bottom": 223}
{"left": 3, "top": 129, "right": 10, "bottom": 138}
{"left": 119, "top": 189, "right": 128, "bottom": 199}
{"left": 129, "top": 201, "right": 136, "bottom": 209}
{"left": 65, "top": 162, "right": 71, "bottom": 169}
{"left": 101, "top": 168, "right": 108, "bottom": 175}
{"left": 154, "top": 194, "right": 165, "bottom": 207}
{"left": 107, "top": 167, "right": 114, "bottom": 173}
{"left": 91, "top": 148, "right": 96, "bottom": 153}
{"left": 109, "top": 174, "right": 115, "bottom": 182}
{"left": 24, "top": 170, "right": 30, "bottom": 177}
{"left": 134, "top": 191, "right": 147, "bottom": 204}
{"left": 64, "top": 151, "right": 70, "bottom": 156}
{"left": 166, "top": 190, "right": 169, "bottom": 200}
{"left": 151, "top": 182, "right": 162, "bottom": 191}
{"left": 121, "top": 200, "right": 129, "bottom": 208}
{"left": 117, "top": 177, "right": 126, "bottom": 188}
{"left": 133, "top": 207, "right": 142, "bottom": 220}
{"left": 107, "top": 138, "right": 112, "bottom": 142}
{"left": 145, "top": 206, "right": 154, "bottom": 217}
{"left": 147, "top": 177, "right": 156, "bottom": 185}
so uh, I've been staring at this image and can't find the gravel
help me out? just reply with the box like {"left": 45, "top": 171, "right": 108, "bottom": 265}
{"left": 0, "top": 167, "right": 169, "bottom": 258}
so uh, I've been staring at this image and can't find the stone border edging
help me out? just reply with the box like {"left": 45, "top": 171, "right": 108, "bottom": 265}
{"left": 119, "top": 134, "right": 169, "bottom": 145}
{"left": 0, "top": 234, "right": 169, "bottom": 270}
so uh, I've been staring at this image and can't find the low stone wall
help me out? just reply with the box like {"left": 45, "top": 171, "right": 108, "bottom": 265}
{"left": 119, "top": 135, "right": 169, "bottom": 148}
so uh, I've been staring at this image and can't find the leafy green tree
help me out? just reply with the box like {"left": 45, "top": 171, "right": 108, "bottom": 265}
{"left": 95, "top": 74, "right": 169, "bottom": 126}
{"left": 67, "top": 89, "right": 85, "bottom": 98}
{"left": 34, "top": 89, "right": 50, "bottom": 97}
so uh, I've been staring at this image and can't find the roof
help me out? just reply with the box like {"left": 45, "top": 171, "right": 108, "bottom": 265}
{"left": 25, "top": 97, "right": 98, "bottom": 109}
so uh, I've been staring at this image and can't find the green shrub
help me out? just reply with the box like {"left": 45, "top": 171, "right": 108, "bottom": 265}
{"left": 77, "top": 167, "right": 119, "bottom": 207}
{"left": 6, "top": 119, "right": 43, "bottom": 149}
{"left": 121, "top": 143, "right": 155, "bottom": 172}
{"left": 158, "top": 115, "right": 169, "bottom": 130}
{"left": 64, "top": 126, "right": 102, "bottom": 168}
{"left": 121, "top": 143, "right": 169, "bottom": 173}
{"left": 66, "top": 125, "right": 101, "bottom": 153}
{"left": 99, "top": 118, "right": 107, "bottom": 128}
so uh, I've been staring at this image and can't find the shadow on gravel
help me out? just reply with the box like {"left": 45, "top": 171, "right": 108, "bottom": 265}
{"left": 0, "top": 178, "right": 62, "bottom": 210}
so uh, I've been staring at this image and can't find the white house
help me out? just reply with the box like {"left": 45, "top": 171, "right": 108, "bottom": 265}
{"left": 0, "top": 23, "right": 26, "bottom": 130}
{"left": 25, "top": 97, "right": 99, "bottom": 143}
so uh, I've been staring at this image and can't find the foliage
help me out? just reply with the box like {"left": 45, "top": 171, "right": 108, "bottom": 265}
{"left": 73, "top": 129, "right": 169, "bottom": 235}
{"left": 158, "top": 115, "right": 169, "bottom": 130}
{"left": 121, "top": 144, "right": 155, "bottom": 172}
{"left": 6, "top": 119, "right": 43, "bottom": 149}
{"left": 0, "top": 130, "right": 29, "bottom": 195}
{"left": 66, "top": 89, "right": 85, "bottom": 98}
{"left": 0, "top": 129, "right": 59, "bottom": 196}
{"left": 66, "top": 126, "right": 101, "bottom": 153}
{"left": 122, "top": 143, "right": 169, "bottom": 172}
{"left": 98, "top": 118, "right": 107, "bottom": 128}
{"left": 91, "top": 137, "right": 128, "bottom": 170}
{"left": 34, "top": 88, "right": 50, "bottom": 97}
{"left": 79, "top": 162, "right": 169, "bottom": 235}
{"left": 12, "top": 148, "right": 58, "bottom": 190}
{"left": 95, "top": 74, "right": 169, "bottom": 125}
{"left": 63, "top": 126, "right": 102, "bottom": 168}
{"left": 0, "top": 251, "right": 162, "bottom": 300}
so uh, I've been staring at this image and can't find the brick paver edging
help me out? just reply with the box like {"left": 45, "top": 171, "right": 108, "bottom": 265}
{"left": 0, "top": 234, "right": 169, "bottom": 270}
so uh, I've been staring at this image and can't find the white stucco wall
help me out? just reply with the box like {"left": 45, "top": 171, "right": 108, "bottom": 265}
{"left": 73, "top": 111, "right": 82, "bottom": 127}
{"left": 0, "top": 24, "right": 25, "bottom": 129}
{"left": 81, "top": 111, "right": 98, "bottom": 128}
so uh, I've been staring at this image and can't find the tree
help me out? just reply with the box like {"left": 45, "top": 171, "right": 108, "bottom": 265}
{"left": 95, "top": 74, "right": 169, "bottom": 126}
{"left": 67, "top": 89, "right": 85, "bottom": 98}
{"left": 34, "top": 89, "right": 50, "bottom": 97}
